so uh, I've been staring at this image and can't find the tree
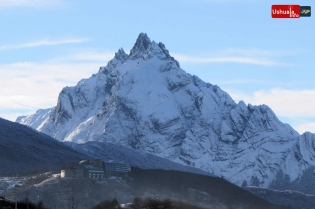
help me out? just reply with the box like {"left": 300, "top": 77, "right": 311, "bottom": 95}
{"left": 90, "top": 198, "right": 121, "bottom": 209}
{"left": 37, "top": 200, "right": 45, "bottom": 209}
{"left": 132, "top": 197, "right": 142, "bottom": 209}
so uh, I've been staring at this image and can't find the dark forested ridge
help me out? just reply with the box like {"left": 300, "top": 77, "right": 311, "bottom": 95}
{"left": 90, "top": 197, "right": 214, "bottom": 209}
{"left": 129, "top": 167, "right": 291, "bottom": 209}
{"left": 0, "top": 117, "right": 88, "bottom": 175}
{"left": 3, "top": 167, "right": 291, "bottom": 209}
{"left": 0, "top": 196, "right": 48, "bottom": 209}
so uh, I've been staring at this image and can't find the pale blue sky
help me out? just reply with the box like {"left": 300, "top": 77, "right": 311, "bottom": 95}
{"left": 0, "top": 0, "right": 314, "bottom": 133}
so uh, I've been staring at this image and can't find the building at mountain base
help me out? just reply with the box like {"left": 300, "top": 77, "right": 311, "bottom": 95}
{"left": 61, "top": 159, "right": 131, "bottom": 179}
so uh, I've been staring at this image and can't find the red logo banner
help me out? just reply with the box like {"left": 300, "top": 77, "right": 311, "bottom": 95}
{"left": 272, "top": 5, "right": 300, "bottom": 18}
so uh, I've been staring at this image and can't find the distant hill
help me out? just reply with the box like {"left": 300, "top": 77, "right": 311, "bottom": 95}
{"left": 0, "top": 117, "right": 88, "bottom": 175}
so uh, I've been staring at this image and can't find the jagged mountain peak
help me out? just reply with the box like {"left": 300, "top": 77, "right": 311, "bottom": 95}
{"left": 16, "top": 33, "right": 315, "bottom": 193}
{"left": 115, "top": 48, "right": 128, "bottom": 60}
{"left": 99, "top": 48, "right": 128, "bottom": 73}
{"left": 128, "top": 33, "right": 179, "bottom": 66}
{"left": 129, "top": 32, "right": 151, "bottom": 57}
{"left": 99, "top": 33, "right": 179, "bottom": 73}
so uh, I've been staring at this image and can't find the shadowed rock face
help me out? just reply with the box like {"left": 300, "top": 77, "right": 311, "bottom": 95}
{"left": 16, "top": 33, "right": 315, "bottom": 191}
{"left": 129, "top": 33, "right": 152, "bottom": 59}
{"left": 0, "top": 117, "right": 88, "bottom": 175}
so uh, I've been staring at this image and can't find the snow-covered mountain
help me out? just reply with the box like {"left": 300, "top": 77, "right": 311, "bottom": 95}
{"left": 17, "top": 33, "right": 315, "bottom": 191}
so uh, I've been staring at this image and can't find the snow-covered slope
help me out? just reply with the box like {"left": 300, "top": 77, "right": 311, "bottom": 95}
{"left": 17, "top": 33, "right": 315, "bottom": 190}
{"left": 65, "top": 141, "right": 213, "bottom": 176}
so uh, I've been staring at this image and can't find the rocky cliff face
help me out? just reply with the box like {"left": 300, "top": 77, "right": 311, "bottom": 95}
{"left": 17, "top": 33, "right": 315, "bottom": 190}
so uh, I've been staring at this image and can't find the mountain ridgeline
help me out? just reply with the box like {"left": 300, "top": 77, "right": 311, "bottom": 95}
{"left": 16, "top": 33, "right": 315, "bottom": 192}
{"left": 0, "top": 117, "right": 88, "bottom": 175}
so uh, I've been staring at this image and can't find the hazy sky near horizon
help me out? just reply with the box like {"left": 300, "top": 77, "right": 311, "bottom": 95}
{"left": 0, "top": 0, "right": 314, "bottom": 134}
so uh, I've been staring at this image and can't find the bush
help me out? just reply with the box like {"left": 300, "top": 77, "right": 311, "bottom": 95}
{"left": 0, "top": 198, "right": 48, "bottom": 209}
{"left": 131, "top": 197, "right": 210, "bottom": 209}
{"left": 172, "top": 200, "right": 211, "bottom": 209}
{"left": 90, "top": 198, "right": 121, "bottom": 209}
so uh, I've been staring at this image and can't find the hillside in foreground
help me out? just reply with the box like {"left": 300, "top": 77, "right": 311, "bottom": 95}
{"left": 3, "top": 168, "right": 289, "bottom": 209}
